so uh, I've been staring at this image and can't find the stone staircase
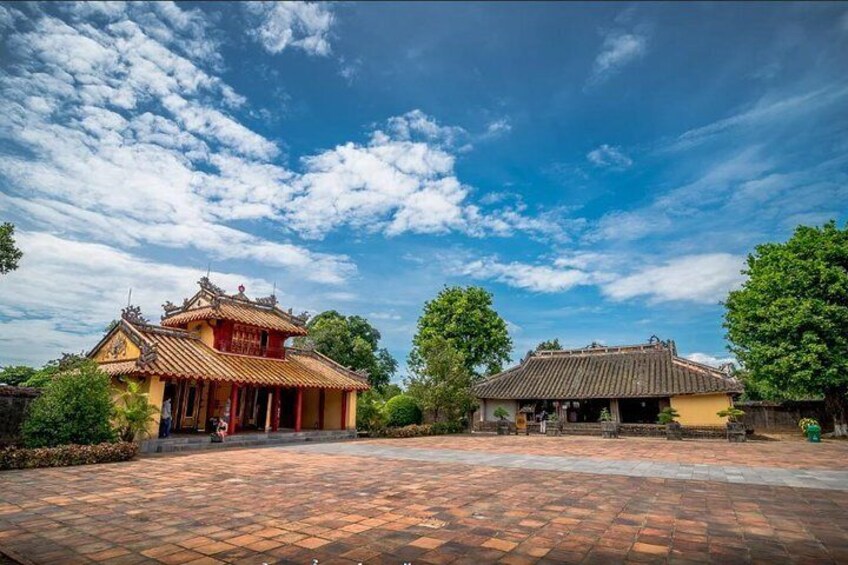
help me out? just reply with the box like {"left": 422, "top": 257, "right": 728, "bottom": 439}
{"left": 139, "top": 429, "right": 356, "bottom": 454}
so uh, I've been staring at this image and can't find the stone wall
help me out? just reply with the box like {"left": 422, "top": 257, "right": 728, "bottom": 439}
{"left": 0, "top": 386, "right": 41, "bottom": 446}
{"left": 475, "top": 420, "right": 728, "bottom": 439}
{"left": 738, "top": 400, "right": 829, "bottom": 432}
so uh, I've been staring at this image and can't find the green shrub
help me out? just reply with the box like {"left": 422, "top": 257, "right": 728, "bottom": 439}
{"left": 0, "top": 442, "right": 137, "bottom": 470}
{"left": 22, "top": 361, "right": 116, "bottom": 448}
{"left": 356, "top": 390, "right": 387, "bottom": 431}
{"left": 598, "top": 408, "right": 613, "bottom": 422}
{"left": 657, "top": 407, "right": 680, "bottom": 425}
{"left": 113, "top": 381, "right": 159, "bottom": 442}
{"left": 430, "top": 421, "right": 464, "bottom": 435}
{"left": 493, "top": 406, "right": 510, "bottom": 420}
{"left": 383, "top": 394, "right": 422, "bottom": 427}
{"left": 716, "top": 407, "right": 745, "bottom": 423}
{"left": 384, "top": 424, "right": 432, "bottom": 438}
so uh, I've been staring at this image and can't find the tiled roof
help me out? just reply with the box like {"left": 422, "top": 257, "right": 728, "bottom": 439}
{"left": 97, "top": 322, "right": 368, "bottom": 391}
{"left": 472, "top": 342, "right": 742, "bottom": 400}
{"left": 161, "top": 301, "right": 307, "bottom": 335}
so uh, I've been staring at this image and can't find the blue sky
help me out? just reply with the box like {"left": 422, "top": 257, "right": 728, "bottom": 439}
{"left": 1, "top": 2, "right": 846, "bottom": 377}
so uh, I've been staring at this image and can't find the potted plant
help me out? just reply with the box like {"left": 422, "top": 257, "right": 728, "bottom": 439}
{"left": 798, "top": 417, "right": 821, "bottom": 443}
{"left": 717, "top": 407, "right": 746, "bottom": 442}
{"left": 547, "top": 413, "right": 560, "bottom": 436}
{"left": 657, "top": 407, "right": 682, "bottom": 440}
{"left": 493, "top": 406, "right": 510, "bottom": 435}
{"left": 599, "top": 407, "right": 618, "bottom": 439}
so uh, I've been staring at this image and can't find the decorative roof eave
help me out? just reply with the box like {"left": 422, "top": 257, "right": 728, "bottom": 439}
{"left": 87, "top": 308, "right": 159, "bottom": 366}
{"left": 287, "top": 347, "right": 370, "bottom": 387}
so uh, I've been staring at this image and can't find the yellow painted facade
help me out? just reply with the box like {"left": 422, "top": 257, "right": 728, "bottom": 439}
{"left": 347, "top": 392, "right": 357, "bottom": 430}
{"left": 93, "top": 330, "right": 140, "bottom": 362}
{"left": 187, "top": 321, "right": 215, "bottom": 347}
{"left": 302, "top": 388, "right": 321, "bottom": 430}
{"left": 671, "top": 393, "right": 732, "bottom": 426}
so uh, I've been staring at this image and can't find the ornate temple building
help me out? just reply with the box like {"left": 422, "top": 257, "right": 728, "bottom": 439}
{"left": 89, "top": 277, "right": 369, "bottom": 439}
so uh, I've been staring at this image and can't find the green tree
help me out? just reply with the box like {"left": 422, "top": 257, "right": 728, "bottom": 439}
{"left": 0, "top": 365, "right": 38, "bottom": 386}
{"left": 23, "top": 353, "right": 88, "bottom": 388}
{"left": 296, "top": 311, "right": 397, "bottom": 391}
{"left": 536, "top": 338, "right": 563, "bottom": 351}
{"left": 0, "top": 222, "right": 23, "bottom": 275}
{"left": 406, "top": 336, "right": 477, "bottom": 424}
{"left": 724, "top": 221, "right": 848, "bottom": 436}
{"left": 22, "top": 360, "right": 116, "bottom": 447}
{"left": 410, "top": 286, "right": 512, "bottom": 378}
{"left": 112, "top": 380, "right": 159, "bottom": 442}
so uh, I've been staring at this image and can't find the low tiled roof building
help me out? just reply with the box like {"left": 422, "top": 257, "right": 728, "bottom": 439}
{"left": 90, "top": 277, "right": 368, "bottom": 439}
{"left": 473, "top": 339, "right": 742, "bottom": 427}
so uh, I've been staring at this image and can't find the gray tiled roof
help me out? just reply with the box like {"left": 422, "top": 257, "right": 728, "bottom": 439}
{"left": 473, "top": 342, "right": 743, "bottom": 400}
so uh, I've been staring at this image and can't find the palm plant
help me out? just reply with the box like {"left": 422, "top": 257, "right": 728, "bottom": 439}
{"left": 113, "top": 381, "right": 159, "bottom": 442}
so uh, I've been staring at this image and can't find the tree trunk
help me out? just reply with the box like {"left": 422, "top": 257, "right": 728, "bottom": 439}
{"left": 825, "top": 386, "right": 848, "bottom": 437}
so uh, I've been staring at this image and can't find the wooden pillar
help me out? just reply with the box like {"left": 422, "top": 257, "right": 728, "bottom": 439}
{"left": 318, "top": 390, "right": 326, "bottom": 430}
{"left": 229, "top": 383, "right": 239, "bottom": 435}
{"left": 610, "top": 398, "right": 621, "bottom": 423}
{"left": 271, "top": 386, "right": 280, "bottom": 432}
{"left": 340, "top": 390, "right": 348, "bottom": 431}
{"left": 295, "top": 388, "right": 303, "bottom": 432}
{"left": 480, "top": 399, "right": 486, "bottom": 422}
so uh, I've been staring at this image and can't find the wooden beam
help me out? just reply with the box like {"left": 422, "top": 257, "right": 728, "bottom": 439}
{"left": 272, "top": 386, "right": 281, "bottom": 432}
{"left": 229, "top": 383, "right": 239, "bottom": 435}
{"left": 318, "top": 389, "right": 325, "bottom": 430}
{"left": 294, "top": 388, "right": 303, "bottom": 432}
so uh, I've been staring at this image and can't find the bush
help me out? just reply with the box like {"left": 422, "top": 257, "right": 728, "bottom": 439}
{"left": 383, "top": 394, "right": 422, "bottom": 427}
{"left": 717, "top": 407, "right": 746, "bottom": 423}
{"left": 22, "top": 361, "right": 116, "bottom": 448}
{"left": 0, "top": 442, "right": 137, "bottom": 470}
{"left": 430, "top": 421, "right": 464, "bottom": 435}
{"left": 356, "top": 390, "right": 387, "bottom": 431}
{"left": 657, "top": 407, "right": 680, "bottom": 425}
{"left": 384, "top": 424, "right": 432, "bottom": 438}
{"left": 493, "top": 406, "right": 510, "bottom": 420}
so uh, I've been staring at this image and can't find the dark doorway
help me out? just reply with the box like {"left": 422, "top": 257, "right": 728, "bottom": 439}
{"left": 279, "top": 388, "right": 298, "bottom": 429}
{"left": 619, "top": 398, "right": 662, "bottom": 423}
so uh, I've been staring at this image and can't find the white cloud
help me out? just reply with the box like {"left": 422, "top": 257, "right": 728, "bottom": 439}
{"left": 588, "top": 31, "right": 647, "bottom": 85}
{"left": 602, "top": 253, "right": 745, "bottom": 304}
{"left": 685, "top": 353, "right": 736, "bottom": 368}
{"left": 456, "top": 257, "right": 598, "bottom": 293}
{"left": 0, "top": 232, "right": 284, "bottom": 366}
{"left": 243, "top": 2, "right": 334, "bottom": 56}
{"left": 587, "top": 144, "right": 633, "bottom": 169}
{"left": 483, "top": 118, "right": 512, "bottom": 138}
{"left": 0, "top": 4, "right": 353, "bottom": 284}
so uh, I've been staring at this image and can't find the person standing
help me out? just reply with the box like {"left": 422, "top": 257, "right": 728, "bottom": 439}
{"left": 159, "top": 398, "right": 172, "bottom": 438}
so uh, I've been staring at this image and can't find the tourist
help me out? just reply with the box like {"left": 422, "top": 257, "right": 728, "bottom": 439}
{"left": 159, "top": 398, "right": 172, "bottom": 438}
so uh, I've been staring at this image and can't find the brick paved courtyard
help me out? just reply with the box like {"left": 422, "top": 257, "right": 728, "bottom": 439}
{"left": 2, "top": 435, "right": 848, "bottom": 564}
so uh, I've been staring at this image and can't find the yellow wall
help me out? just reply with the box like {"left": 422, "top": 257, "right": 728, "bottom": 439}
{"left": 144, "top": 376, "right": 166, "bottom": 438}
{"left": 671, "top": 393, "right": 732, "bottom": 426}
{"left": 93, "top": 330, "right": 141, "bottom": 362}
{"left": 302, "top": 388, "right": 321, "bottom": 430}
{"left": 347, "top": 392, "right": 357, "bottom": 430}
{"left": 188, "top": 321, "right": 215, "bottom": 347}
{"left": 323, "top": 390, "right": 342, "bottom": 430}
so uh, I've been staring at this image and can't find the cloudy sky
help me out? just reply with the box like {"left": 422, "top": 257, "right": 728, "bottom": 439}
{"left": 1, "top": 2, "right": 846, "bottom": 375}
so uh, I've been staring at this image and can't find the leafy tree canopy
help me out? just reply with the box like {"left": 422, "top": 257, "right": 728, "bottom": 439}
{"left": 295, "top": 310, "right": 397, "bottom": 391}
{"left": 724, "top": 221, "right": 848, "bottom": 435}
{"left": 0, "top": 222, "right": 23, "bottom": 275}
{"left": 406, "top": 335, "right": 477, "bottom": 425}
{"left": 536, "top": 338, "right": 563, "bottom": 351}
{"left": 410, "top": 286, "right": 512, "bottom": 378}
{"left": 0, "top": 365, "right": 38, "bottom": 386}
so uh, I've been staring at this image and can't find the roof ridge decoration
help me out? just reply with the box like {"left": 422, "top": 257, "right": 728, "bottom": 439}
{"left": 121, "top": 304, "right": 148, "bottom": 325}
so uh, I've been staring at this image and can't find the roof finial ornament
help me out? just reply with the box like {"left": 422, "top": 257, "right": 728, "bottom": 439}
{"left": 121, "top": 304, "right": 148, "bottom": 325}
{"left": 126, "top": 288, "right": 132, "bottom": 308}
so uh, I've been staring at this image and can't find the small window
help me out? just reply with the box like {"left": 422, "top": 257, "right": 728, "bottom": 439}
{"left": 260, "top": 331, "right": 269, "bottom": 353}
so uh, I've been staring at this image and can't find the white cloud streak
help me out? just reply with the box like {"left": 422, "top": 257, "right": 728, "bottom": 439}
{"left": 587, "top": 31, "right": 647, "bottom": 86}
{"left": 243, "top": 2, "right": 335, "bottom": 56}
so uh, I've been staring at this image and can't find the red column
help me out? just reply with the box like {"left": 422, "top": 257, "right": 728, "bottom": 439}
{"left": 318, "top": 390, "right": 325, "bottom": 430}
{"left": 271, "top": 386, "right": 280, "bottom": 432}
{"left": 294, "top": 388, "right": 303, "bottom": 432}
{"left": 229, "top": 383, "right": 239, "bottom": 435}
{"left": 340, "top": 390, "right": 348, "bottom": 431}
